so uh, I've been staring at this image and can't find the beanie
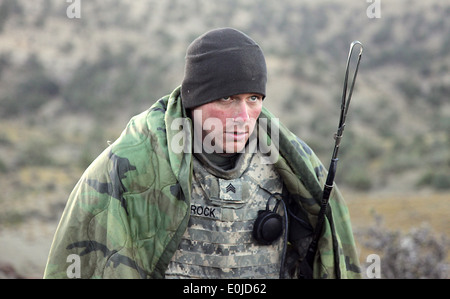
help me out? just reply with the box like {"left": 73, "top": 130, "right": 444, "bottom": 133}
{"left": 181, "top": 28, "right": 267, "bottom": 109}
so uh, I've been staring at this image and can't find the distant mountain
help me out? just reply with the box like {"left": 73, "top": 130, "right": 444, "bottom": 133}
{"left": 0, "top": 0, "right": 449, "bottom": 192}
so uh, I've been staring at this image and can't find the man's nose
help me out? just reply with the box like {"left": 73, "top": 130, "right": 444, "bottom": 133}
{"left": 234, "top": 100, "right": 250, "bottom": 122}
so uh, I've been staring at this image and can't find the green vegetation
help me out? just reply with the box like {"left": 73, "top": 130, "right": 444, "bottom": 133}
{"left": 0, "top": 0, "right": 448, "bottom": 279}
{"left": 357, "top": 214, "right": 448, "bottom": 278}
{"left": 0, "top": 0, "right": 448, "bottom": 193}
{"left": 0, "top": 55, "right": 59, "bottom": 117}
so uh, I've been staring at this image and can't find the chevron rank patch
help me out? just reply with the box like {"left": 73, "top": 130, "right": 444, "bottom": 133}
{"left": 218, "top": 178, "right": 243, "bottom": 202}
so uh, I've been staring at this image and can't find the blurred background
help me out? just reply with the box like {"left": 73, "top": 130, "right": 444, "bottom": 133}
{"left": 0, "top": 0, "right": 448, "bottom": 278}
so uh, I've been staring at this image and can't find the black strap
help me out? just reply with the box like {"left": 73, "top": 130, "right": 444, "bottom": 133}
{"left": 298, "top": 205, "right": 341, "bottom": 279}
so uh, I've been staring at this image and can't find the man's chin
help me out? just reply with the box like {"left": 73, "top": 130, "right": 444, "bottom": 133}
{"left": 223, "top": 141, "right": 248, "bottom": 154}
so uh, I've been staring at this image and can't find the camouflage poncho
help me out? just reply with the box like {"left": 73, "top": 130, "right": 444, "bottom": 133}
{"left": 43, "top": 86, "right": 361, "bottom": 279}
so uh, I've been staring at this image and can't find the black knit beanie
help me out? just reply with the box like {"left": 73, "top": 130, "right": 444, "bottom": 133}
{"left": 181, "top": 28, "right": 267, "bottom": 109}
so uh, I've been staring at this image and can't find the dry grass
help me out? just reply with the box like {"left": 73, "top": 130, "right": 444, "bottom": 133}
{"left": 345, "top": 191, "right": 450, "bottom": 266}
{"left": 345, "top": 192, "right": 449, "bottom": 234}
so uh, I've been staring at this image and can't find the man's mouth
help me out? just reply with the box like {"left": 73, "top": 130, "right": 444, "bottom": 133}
{"left": 225, "top": 131, "right": 248, "bottom": 141}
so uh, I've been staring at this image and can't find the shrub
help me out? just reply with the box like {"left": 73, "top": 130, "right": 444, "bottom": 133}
{"left": 417, "top": 170, "right": 450, "bottom": 190}
{"left": 357, "top": 215, "right": 448, "bottom": 279}
{"left": 15, "top": 139, "right": 55, "bottom": 167}
{"left": 0, "top": 54, "right": 59, "bottom": 117}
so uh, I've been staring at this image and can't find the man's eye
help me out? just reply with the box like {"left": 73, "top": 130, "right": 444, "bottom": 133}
{"left": 222, "top": 96, "right": 231, "bottom": 101}
{"left": 249, "top": 95, "right": 260, "bottom": 102}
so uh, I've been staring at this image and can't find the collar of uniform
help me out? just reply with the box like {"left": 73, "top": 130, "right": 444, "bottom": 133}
{"left": 193, "top": 138, "right": 257, "bottom": 180}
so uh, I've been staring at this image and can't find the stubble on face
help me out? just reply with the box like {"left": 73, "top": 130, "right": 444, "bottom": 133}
{"left": 190, "top": 94, "right": 263, "bottom": 154}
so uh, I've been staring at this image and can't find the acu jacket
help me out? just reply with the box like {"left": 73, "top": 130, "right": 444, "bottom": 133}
{"left": 43, "top": 87, "right": 361, "bottom": 279}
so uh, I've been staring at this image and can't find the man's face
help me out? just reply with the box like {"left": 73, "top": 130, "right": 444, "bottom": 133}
{"left": 191, "top": 93, "right": 263, "bottom": 154}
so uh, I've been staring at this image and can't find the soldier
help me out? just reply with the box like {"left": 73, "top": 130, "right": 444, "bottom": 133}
{"left": 44, "top": 28, "right": 361, "bottom": 279}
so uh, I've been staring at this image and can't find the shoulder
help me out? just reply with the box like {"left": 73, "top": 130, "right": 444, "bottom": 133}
{"left": 259, "top": 106, "right": 325, "bottom": 178}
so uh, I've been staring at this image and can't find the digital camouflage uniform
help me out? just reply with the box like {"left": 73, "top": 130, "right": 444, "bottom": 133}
{"left": 166, "top": 142, "right": 285, "bottom": 278}
{"left": 43, "top": 86, "right": 361, "bottom": 279}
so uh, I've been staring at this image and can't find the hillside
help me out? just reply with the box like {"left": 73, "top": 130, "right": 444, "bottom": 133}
{"left": 0, "top": 0, "right": 448, "bottom": 278}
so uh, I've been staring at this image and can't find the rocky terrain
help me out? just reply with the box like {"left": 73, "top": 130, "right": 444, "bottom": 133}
{"left": 0, "top": 0, "right": 448, "bottom": 278}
